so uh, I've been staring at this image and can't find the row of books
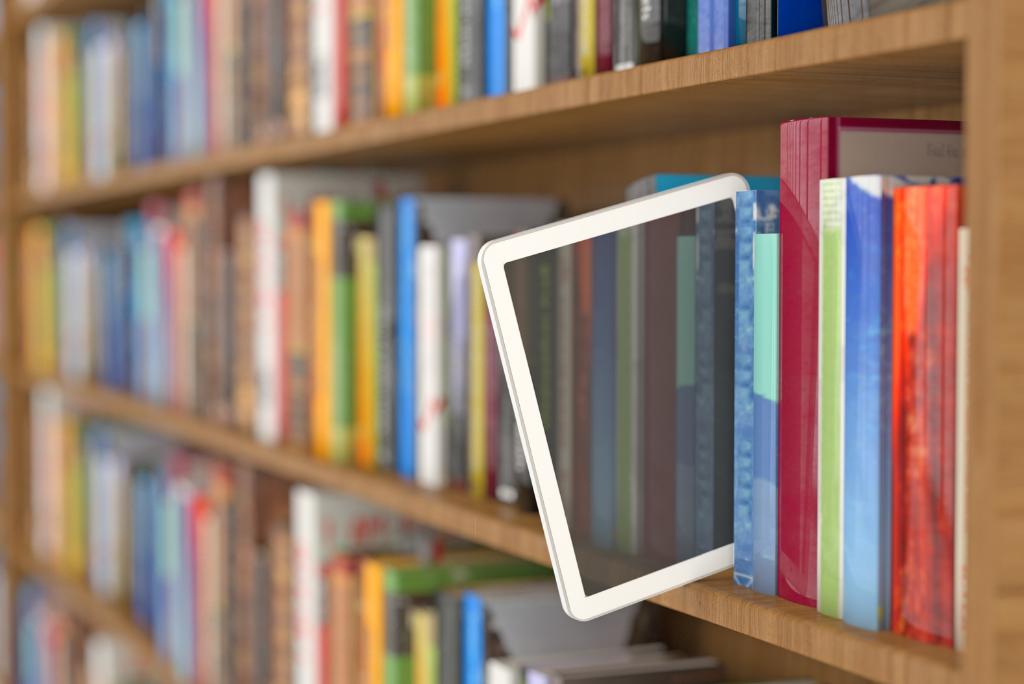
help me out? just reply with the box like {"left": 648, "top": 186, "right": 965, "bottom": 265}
{"left": 28, "top": 404, "right": 773, "bottom": 684}
{"left": 16, "top": 584, "right": 154, "bottom": 684}
{"left": 22, "top": 0, "right": 942, "bottom": 196}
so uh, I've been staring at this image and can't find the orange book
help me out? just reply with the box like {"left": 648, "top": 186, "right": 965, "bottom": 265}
{"left": 22, "top": 217, "right": 58, "bottom": 377}
{"left": 326, "top": 556, "right": 361, "bottom": 684}
{"left": 360, "top": 556, "right": 387, "bottom": 684}
{"left": 353, "top": 231, "right": 379, "bottom": 470}
{"left": 310, "top": 197, "right": 335, "bottom": 460}
{"left": 378, "top": 0, "right": 404, "bottom": 117}
{"left": 433, "top": 0, "right": 457, "bottom": 106}
{"left": 285, "top": 209, "right": 312, "bottom": 448}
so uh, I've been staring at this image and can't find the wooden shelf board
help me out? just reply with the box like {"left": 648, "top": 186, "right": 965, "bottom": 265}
{"left": 36, "top": 377, "right": 960, "bottom": 684}
{"left": 15, "top": 1, "right": 964, "bottom": 217}
{"left": 0, "top": 532, "right": 183, "bottom": 684}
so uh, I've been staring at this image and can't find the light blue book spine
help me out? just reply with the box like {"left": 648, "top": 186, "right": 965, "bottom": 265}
{"left": 591, "top": 232, "right": 617, "bottom": 550}
{"left": 461, "top": 590, "right": 486, "bottom": 684}
{"left": 162, "top": 0, "right": 179, "bottom": 156}
{"left": 395, "top": 195, "right": 420, "bottom": 481}
{"left": 698, "top": 0, "right": 712, "bottom": 52}
{"left": 734, "top": 0, "right": 746, "bottom": 45}
{"left": 484, "top": 0, "right": 509, "bottom": 95}
{"left": 131, "top": 468, "right": 154, "bottom": 630}
{"left": 126, "top": 14, "right": 153, "bottom": 164}
{"left": 694, "top": 204, "right": 715, "bottom": 555}
{"left": 752, "top": 233, "right": 780, "bottom": 596}
{"left": 190, "top": 0, "right": 208, "bottom": 154}
{"left": 843, "top": 175, "right": 889, "bottom": 631}
{"left": 676, "top": 234, "right": 697, "bottom": 562}
{"left": 153, "top": 474, "right": 170, "bottom": 659}
{"left": 732, "top": 192, "right": 756, "bottom": 587}
{"left": 712, "top": 0, "right": 730, "bottom": 49}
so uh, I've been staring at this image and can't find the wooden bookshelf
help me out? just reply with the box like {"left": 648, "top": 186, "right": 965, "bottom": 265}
{"left": 0, "top": 530, "right": 181, "bottom": 684}
{"left": 13, "top": 0, "right": 964, "bottom": 216}
{"left": 24, "top": 376, "right": 959, "bottom": 684}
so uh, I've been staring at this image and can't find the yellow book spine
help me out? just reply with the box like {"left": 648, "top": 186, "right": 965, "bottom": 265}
{"left": 360, "top": 558, "right": 385, "bottom": 684}
{"left": 353, "top": 231, "right": 379, "bottom": 470}
{"left": 64, "top": 414, "right": 86, "bottom": 578}
{"left": 576, "top": 0, "right": 597, "bottom": 77}
{"left": 310, "top": 197, "right": 335, "bottom": 460}
{"left": 468, "top": 264, "right": 488, "bottom": 499}
{"left": 381, "top": 0, "right": 405, "bottom": 117}
{"left": 22, "top": 217, "right": 57, "bottom": 377}
{"left": 410, "top": 605, "right": 439, "bottom": 684}
{"left": 57, "top": 20, "right": 81, "bottom": 186}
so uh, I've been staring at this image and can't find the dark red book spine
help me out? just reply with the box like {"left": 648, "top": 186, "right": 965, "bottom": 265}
{"left": 573, "top": 240, "right": 593, "bottom": 539}
{"left": 891, "top": 184, "right": 959, "bottom": 647}
{"left": 597, "top": 0, "right": 613, "bottom": 71}
{"left": 777, "top": 116, "right": 836, "bottom": 607}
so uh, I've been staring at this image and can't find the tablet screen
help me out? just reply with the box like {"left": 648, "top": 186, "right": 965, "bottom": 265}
{"left": 504, "top": 199, "right": 737, "bottom": 595}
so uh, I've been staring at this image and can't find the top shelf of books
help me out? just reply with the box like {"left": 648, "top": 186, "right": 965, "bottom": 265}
{"left": 16, "top": 0, "right": 964, "bottom": 217}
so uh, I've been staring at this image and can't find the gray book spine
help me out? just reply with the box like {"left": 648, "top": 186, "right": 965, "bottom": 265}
{"left": 712, "top": 200, "right": 735, "bottom": 549}
{"left": 638, "top": 0, "right": 661, "bottom": 63}
{"left": 377, "top": 203, "right": 396, "bottom": 470}
{"left": 438, "top": 592, "right": 462, "bottom": 684}
{"left": 613, "top": 0, "right": 638, "bottom": 70}
{"left": 547, "top": 0, "right": 576, "bottom": 82}
{"left": 694, "top": 204, "right": 715, "bottom": 556}
{"left": 459, "top": 0, "right": 486, "bottom": 99}
{"left": 497, "top": 369, "right": 519, "bottom": 505}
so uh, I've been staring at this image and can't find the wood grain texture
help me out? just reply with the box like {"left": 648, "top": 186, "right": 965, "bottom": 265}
{"left": 0, "top": 530, "right": 182, "bottom": 684}
{"left": 40, "top": 377, "right": 961, "bottom": 684}
{"left": 14, "top": 1, "right": 963, "bottom": 216}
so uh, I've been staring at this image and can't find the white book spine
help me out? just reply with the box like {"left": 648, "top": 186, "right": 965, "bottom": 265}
{"left": 291, "top": 485, "right": 321, "bottom": 684}
{"left": 954, "top": 226, "right": 970, "bottom": 652}
{"left": 309, "top": 0, "right": 339, "bottom": 136}
{"left": 486, "top": 658, "right": 520, "bottom": 684}
{"left": 510, "top": 0, "right": 546, "bottom": 93}
{"left": 30, "top": 383, "right": 63, "bottom": 565}
{"left": 416, "top": 241, "right": 448, "bottom": 491}
{"left": 57, "top": 234, "right": 93, "bottom": 382}
{"left": 252, "top": 169, "right": 283, "bottom": 445}
{"left": 84, "top": 633, "right": 120, "bottom": 684}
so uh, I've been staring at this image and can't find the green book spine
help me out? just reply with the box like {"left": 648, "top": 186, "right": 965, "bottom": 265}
{"left": 385, "top": 554, "right": 552, "bottom": 596}
{"left": 685, "top": 0, "right": 698, "bottom": 54}
{"left": 817, "top": 178, "right": 846, "bottom": 619}
{"left": 404, "top": 0, "right": 434, "bottom": 112}
{"left": 615, "top": 229, "right": 633, "bottom": 554}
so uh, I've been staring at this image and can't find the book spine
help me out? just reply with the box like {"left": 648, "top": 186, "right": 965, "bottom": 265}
{"left": 590, "top": 233, "right": 616, "bottom": 549}
{"left": 696, "top": 0, "right": 711, "bottom": 51}
{"left": 776, "top": 0, "right": 823, "bottom": 35}
{"left": 713, "top": 202, "right": 736, "bottom": 550}
{"left": 458, "top": 0, "right": 486, "bottom": 99}
{"left": 572, "top": 240, "right": 593, "bottom": 539}
{"left": 311, "top": 197, "right": 335, "bottom": 460}
{"left": 350, "top": 0, "right": 377, "bottom": 119}
{"left": 232, "top": 212, "right": 256, "bottom": 432}
{"left": 711, "top": 0, "right": 729, "bottom": 49}
{"left": 395, "top": 195, "right": 419, "bottom": 480}
{"left": 309, "top": 0, "right": 340, "bottom": 135}
{"left": 438, "top": 592, "right": 461, "bottom": 684}
{"left": 379, "top": 0, "right": 404, "bottom": 116}
{"left": 638, "top": 0, "right": 661, "bottom": 62}
{"left": 510, "top": 0, "right": 546, "bottom": 92}
{"left": 555, "top": 246, "right": 575, "bottom": 526}
{"left": 597, "top": 0, "right": 613, "bottom": 70}
{"left": 575, "top": 0, "right": 596, "bottom": 76}
{"left": 286, "top": 210, "right": 312, "bottom": 447}
{"left": 486, "top": 306, "right": 501, "bottom": 498}
{"left": 734, "top": 0, "right": 746, "bottom": 45}
{"left": 377, "top": 204, "right": 397, "bottom": 470}
{"left": 685, "top": 0, "right": 698, "bottom": 52}
{"left": 468, "top": 264, "right": 489, "bottom": 498}
{"left": 817, "top": 177, "right": 845, "bottom": 619}
{"left": 615, "top": 230, "right": 634, "bottom": 554}
{"left": 461, "top": 591, "right": 485, "bottom": 684}
{"left": 954, "top": 226, "right": 970, "bottom": 652}
{"left": 752, "top": 233, "right": 780, "bottom": 596}
{"left": 410, "top": 606, "right": 439, "bottom": 684}
{"left": 434, "top": 0, "right": 459, "bottom": 105}
{"left": 354, "top": 231, "right": 380, "bottom": 470}
{"left": 447, "top": 236, "right": 473, "bottom": 489}
{"left": 612, "top": 0, "right": 637, "bottom": 70}
{"left": 332, "top": 202, "right": 356, "bottom": 464}
{"left": 286, "top": 0, "right": 310, "bottom": 135}
{"left": 252, "top": 170, "right": 283, "bottom": 446}
{"left": 546, "top": 0, "right": 575, "bottom": 81}
{"left": 415, "top": 240, "right": 448, "bottom": 491}
{"left": 733, "top": 192, "right": 756, "bottom": 588}
{"left": 404, "top": 0, "right": 433, "bottom": 112}
{"left": 694, "top": 205, "right": 715, "bottom": 555}
{"left": 484, "top": 0, "right": 509, "bottom": 95}
{"left": 291, "top": 486, "right": 321, "bottom": 684}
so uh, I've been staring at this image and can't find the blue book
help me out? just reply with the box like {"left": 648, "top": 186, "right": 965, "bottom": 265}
{"left": 100, "top": 231, "right": 131, "bottom": 389}
{"left": 162, "top": 0, "right": 180, "bottom": 156}
{"left": 735, "top": 0, "right": 747, "bottom": 45}
{"left": 752, "top": 233, "right": 780, "bottom": 596}
{"left": 461, "top": 590, "right": 486, "bottom": 684}
{"left": 841, "top": 174, "right": 953, "bottom": 630}
{"left": 626, "top": 173, "right": 780, "bottom": 199}
{"left": 777, "top": 0, "right": 823, "bottom": 35}
{"left": 693, "top": 205, "right": 716, "bottom": 554}
{"left": 698, "top": 0, "right": 712, "bottom": 52}
{"left": 712, "top": 0, "right": 730, "bottom": 49}
{"left": 590, "top": 233, "right": 617, "bottom": 550}
{"left": 126, "top": 14, "right": 154, "bottom": 164}
{"left": 121, "top": 212, "right": 147, "bottom": 397}
{"left": 395, "top": 194, "right": 420, "bottom": 481}
{"left": 131, "top": 467, "right": 157, "bottom": 630}
{"left": 676, "top": 232, "right": 697, "bottom": 561}
{"left": 188, "top": 0, "right": 208, "bottom": 155}
{"left": 733, "top": 190, "right": 779, "bottom": 588}
{"left": 484, "top": 0, "right": 509, "bottom": 96}
{"left": 16, "top": 582, "right": 45, "bottom": 684}
{"left": 152, "top": 470, "right": 170, "bottom": 659}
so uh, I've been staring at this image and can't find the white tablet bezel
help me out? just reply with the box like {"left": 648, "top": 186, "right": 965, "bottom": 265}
{"left": 477, "top": 174, "right": 749, "bottom": 621}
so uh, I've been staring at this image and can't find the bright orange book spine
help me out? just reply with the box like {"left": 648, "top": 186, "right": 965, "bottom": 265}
{"left": 311, "top": 197, "right": 335, "bottom": 460}
{"left": 22, "top": 217, "right": 57, "bottom": 377}
{"left": 360, "top": 557, "right": 386, "bottom": 684}
{"left": 353, "top": 231, "right": 379, "bottom": 470}
{"left": 433, "top": 0, "right": 455, "bottom": 106}
{"left": 379, "top": 0, "right": 404, "bottom": 117}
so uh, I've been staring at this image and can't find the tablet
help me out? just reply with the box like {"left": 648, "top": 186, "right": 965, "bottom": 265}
{"left": 478, "top": 174, "right": 748, "bottom": 620}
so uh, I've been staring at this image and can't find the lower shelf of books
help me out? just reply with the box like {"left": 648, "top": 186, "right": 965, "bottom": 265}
{"left": 12, "top": 376, "right": 961, "bottom": 684}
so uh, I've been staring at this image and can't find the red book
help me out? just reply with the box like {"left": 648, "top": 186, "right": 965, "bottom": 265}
{"left": 597, "top": 0, "right": 613, "bottom": 72}
{"left": 337, "top": 0, "right": 350, "bottom": 124}
{"left": 572, "top": 240, "right": 593, "bottom": 539}
{"left": 778, "top": 117, "right": 961, "bottom": 608}
{"left": 890, "top": 184, "right": 959, "bottom": 647}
